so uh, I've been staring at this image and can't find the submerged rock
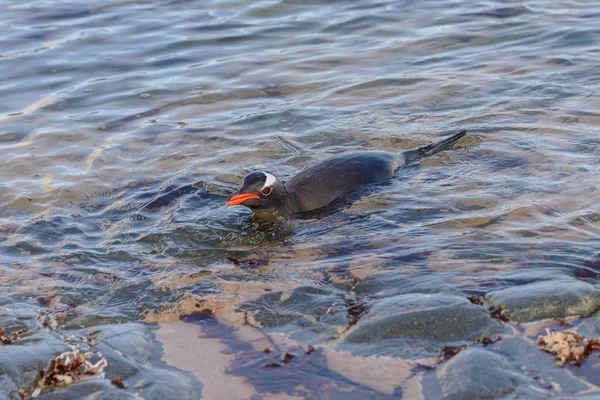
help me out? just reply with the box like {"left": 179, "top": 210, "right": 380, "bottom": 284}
{"left": 486, "top": 279, "right": 600, "bottom": 322}
{"left": 353, "top": 272, "right": 463, "bottom": 298}
{"left": 0, "top": 303, "right": 41, "bottom": 333}
{"left": 35, "top": 380, "right": 135, "bottom": 400}
{"left": 0, "top": 330, "right": 71, "bottom": 398}
{"left": 60, "top": 309, "right": 132, "bottom": 330}
{"left": 1, "top": 323, "right": 203, "bottom": 400}
{"left": 339, "top": 293, "right": 509, "bottom": 358}
{"left": 239, "top": 286, "right": 351, "bottom": 342}
{"left": 70, "top": 323, "right": 203, "bottom": 400}
{"left": 434, "top": 349, "right": 539, "bottom": 400}
{"left": 496, "top": 336, "right": 589, "bottom": 395}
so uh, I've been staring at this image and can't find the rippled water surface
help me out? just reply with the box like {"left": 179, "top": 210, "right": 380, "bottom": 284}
{"left": 1, "top": 0, "right": 600, "bottom": 397}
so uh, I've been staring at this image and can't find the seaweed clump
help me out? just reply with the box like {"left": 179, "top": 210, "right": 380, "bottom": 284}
{"left": 33, "top": 348, "right": 107, "bottom": 395}
{"left": 440, "top": 345, "right": 467, "bottom": 361}
{"left": 467, "top": 295, "right": 510, "bottom": 322}
{"left": 0, "top": 328, "right": 26, "bottom": 345}
{"left": 538, "top": 328, "right": 600, "bottom": 367}
{"left": 467, "top": 295, "right": 484, "bottom": 306}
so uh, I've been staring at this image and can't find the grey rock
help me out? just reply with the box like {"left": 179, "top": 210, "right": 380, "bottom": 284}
{"left": 130, "top": 366, "right": 203, "bottom": 400}
{"left": 435, "top": 348, "right": 538, "bottom": 400}
{"left": 354, "top": 272, "right": 463, "bottom": 298}
{"left": 1, "top": 323, "right": 203, "bottom": 400}
{"left": 60, "top": 308, "right": 131, "bottom": 330}
{"left": 88, "top": 323, "right": 153, "bottom": 382}
{"left": 180, "top": 280, "right": 221, "bottom": 297}
{"left": 0, "top": 303, "right": 41, "bottom": 332}
{"left": 487, "top": 279, "right": 600, "bottom": 322}
{"left": 88, "top": 323, "right": 154, "bottom": 365}
{"left": 494, "top": 267, "right": 572, "bottom": 284}
{"left": 240, "top": 286, "right": 351, "bottom": 340}
{"left": 495, "top": 337, "right": 589, "bottom": 395}
{"left": 339, "top": 293, "right": 508, "bottom": 358}
{"left": 36, "top": 381, "right": 136, "bottom": 400}
{"left": 0, "top": 297, "right": 13, "bottom": 306}
{"left": 344, "top": 293, "right": 507, "bottom": 342}
{"left": 573, "top": 317, "right": 600, "bottom": 338}
{"left": 86, "top": 323, "right": 202, "bottom": 400}
{"left": 0, "top": 376, "right": 17, "bottom": 400}
{"left": 0, "top": 330, "right": 70, "bottom": 397}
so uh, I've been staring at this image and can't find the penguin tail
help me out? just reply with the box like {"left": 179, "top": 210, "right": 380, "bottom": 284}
{"left": 405, "top": 129, "right": 467, "bottom": 163}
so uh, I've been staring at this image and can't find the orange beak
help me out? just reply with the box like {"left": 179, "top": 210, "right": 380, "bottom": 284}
{"left": 226, "top": 193, "right": 260, "bottom": 206}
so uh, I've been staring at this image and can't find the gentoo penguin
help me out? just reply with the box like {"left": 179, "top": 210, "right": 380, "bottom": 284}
{"left": 226, "top": 130, "right": 466, "bottom": 217}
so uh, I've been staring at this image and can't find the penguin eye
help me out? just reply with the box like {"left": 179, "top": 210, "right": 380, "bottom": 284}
{"left": 262, "top": 187, "right": 272, "bottom": 196}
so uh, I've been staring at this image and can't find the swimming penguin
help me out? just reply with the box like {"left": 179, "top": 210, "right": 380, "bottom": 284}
{"left": 226, "top": 130, "right": 466, "bottom": 217}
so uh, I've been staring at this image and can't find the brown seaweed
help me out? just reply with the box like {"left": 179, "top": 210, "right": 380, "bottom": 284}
{"left": 538, "top": 329, "right": 600, "bottom": 367}
{"left": 111, "top": 377, "right": 125, "bottom": 389}
{"left": 467, "top": 295, "right": 484, "bottom": 306}
{"left": 0, "top": 328, "right": 26, "bottom": 345}
{"left": 440, "top": 345, "right": 466, "bottom": 361}
{"left": 35, "top": 348, "right": 107, "bottom": 392}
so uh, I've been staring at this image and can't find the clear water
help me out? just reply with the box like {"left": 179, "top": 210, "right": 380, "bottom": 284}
{"left": 1, "top": 0, "right": 600, "bottom": 393}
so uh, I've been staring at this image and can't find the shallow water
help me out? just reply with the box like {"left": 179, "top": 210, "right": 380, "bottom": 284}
{"left": 1, "top": 0, "right": 600, "bottom": 398}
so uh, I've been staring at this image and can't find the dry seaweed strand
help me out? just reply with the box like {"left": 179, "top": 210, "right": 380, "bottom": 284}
{"left": 476, "top": 336, "right": 502, "bottom": 346}
{"left": 538, "top": 328, "right": 600, "bottom": 367}
{"left": 437, "top": 336, "right": 502, "bottom": 364}
{"left": 111, "top": 377, "right": 125, "bottom": 389}
{"left": 0, "top": 328, "right": 26, "bottom": 345}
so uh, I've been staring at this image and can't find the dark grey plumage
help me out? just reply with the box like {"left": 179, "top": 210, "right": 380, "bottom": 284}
{"left": 226, "top": 130, "right": 466, "bottom": 217}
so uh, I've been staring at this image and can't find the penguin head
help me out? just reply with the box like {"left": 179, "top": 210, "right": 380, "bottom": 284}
{"left": 226, "top": 171, "right": 289, "bottom": 213}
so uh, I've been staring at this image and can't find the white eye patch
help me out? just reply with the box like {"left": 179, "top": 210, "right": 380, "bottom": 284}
{"left": 261, "top": 171, "right": 277, "bottom": 189}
